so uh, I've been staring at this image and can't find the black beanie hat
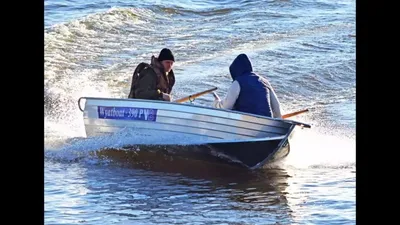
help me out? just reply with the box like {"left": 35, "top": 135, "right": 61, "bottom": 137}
{"left": 158, "top": 48, "right": 175, "bottom": 62}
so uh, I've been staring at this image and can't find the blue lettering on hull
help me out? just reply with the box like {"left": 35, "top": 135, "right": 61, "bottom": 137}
{"left": 97, "top": 106, "right": 157, "bottom": 121}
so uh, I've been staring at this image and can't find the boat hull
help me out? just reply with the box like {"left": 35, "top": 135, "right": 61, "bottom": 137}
{"left": 104, "top": 138, "right": 290, "bottom": 170}
{"left": 78, "top": 97, "right": 304, "bottom": 169}
{"left": 206, "top": 138, "right": 290, "bottom": 169}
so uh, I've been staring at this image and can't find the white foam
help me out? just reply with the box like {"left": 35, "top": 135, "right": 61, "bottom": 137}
{"left": 282, "top": 127, "right": 355, "bottom": 169}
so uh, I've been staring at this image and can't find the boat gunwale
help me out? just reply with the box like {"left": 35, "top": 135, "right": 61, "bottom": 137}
{"left": 80, "top": 96, "right": 304, "bottom": 127}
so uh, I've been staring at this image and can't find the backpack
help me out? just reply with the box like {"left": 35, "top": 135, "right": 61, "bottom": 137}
{"left": 128, "top": 62, "right": 152, "bottom": 98}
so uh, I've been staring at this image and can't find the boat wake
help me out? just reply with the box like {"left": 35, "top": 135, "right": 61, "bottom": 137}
{"left": 45, "top": 129, "right": 221, "bottom": 164}
{"left": 281, "top": 127, "right": 355, "bottom": 170}
{"left": 45, "top": 122, "right": 354, "bottom": 172}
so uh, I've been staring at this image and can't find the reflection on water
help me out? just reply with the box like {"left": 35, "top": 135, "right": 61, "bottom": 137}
{"left": 45, "top": 148, "right": 296, "bottom": 224}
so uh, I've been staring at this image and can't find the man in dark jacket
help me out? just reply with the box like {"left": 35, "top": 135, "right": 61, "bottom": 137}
{"left": 212, "top": 53, "right": 282, "bottom": 118}
{"left": 128, "top": 48, "right": 176, "bottom": 101}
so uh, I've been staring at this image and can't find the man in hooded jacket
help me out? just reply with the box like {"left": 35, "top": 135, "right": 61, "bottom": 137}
{"left": 212, "top": 53, "right": 282, "bottom": 118}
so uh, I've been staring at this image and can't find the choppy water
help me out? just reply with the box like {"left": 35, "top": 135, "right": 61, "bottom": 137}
{"left": 44, "top": 0, "right": 355, "bottom": 224}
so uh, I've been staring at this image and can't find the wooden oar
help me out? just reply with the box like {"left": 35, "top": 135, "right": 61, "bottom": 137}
{"left": 212, "top": 91, "right": 309, "bottom": 120}
{"left": 282, "top": 109, "right": 309, "bottom": 119}
{"left": 174, "top": 87, "right": 218, "bottom": 103}
{"left": 282, "top": 109, "right": 311, "bottom": 128}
